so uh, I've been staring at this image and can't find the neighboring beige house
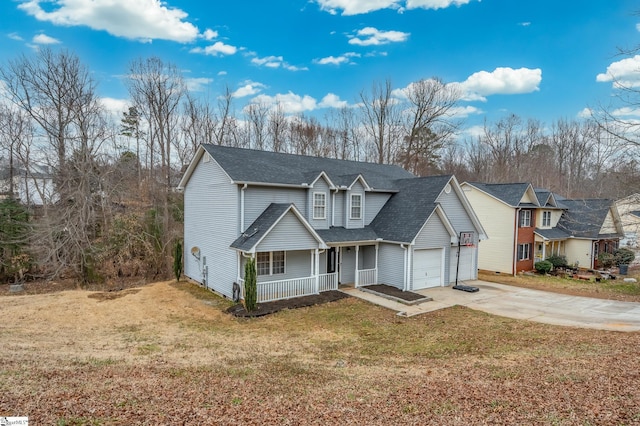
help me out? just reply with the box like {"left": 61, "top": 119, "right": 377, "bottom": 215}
{"left": 615, "top": 194, "right": 640, "bottom": 248}
{"left": 461, "top": 182, "right": 624, "bottom": 274}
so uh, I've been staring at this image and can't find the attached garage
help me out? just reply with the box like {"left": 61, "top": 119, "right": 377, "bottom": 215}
{"left": 449, "top": 246, "right": 476, "bottom": 283}
{"left": 413, "top": 248, "right": 443, "bottom": 289}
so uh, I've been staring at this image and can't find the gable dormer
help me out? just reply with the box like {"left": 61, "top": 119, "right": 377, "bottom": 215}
{"left": 307, "top": 172, "right": 333, "bottom": 230}
{"left": 346, "top": 179, "right": 366, "bottom": 229}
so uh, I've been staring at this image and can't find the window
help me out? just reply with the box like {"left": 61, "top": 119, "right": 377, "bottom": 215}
{"left": 350, "top": 194, "right": 362, "bottom": 219}
{"left": 542, "top": 211, "right": 551, "bottom": 227}
{"left": 519, "top": 210, "right": 531, "bottom": 227}
{"left": 517, "top": 243, "right": 531, "bottom": 261}
{"left": 256, "top": 252, "right": 271, "bottom": 276}
{"left": 255, "top": 251, "right": 285, "bottom": 276}
{"left": 313, "top": 192, "right": 326, "bottom": 219}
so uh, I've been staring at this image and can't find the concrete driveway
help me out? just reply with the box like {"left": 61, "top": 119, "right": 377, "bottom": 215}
{"left": 343, "top": 280, "right": 640, "bottom": 331}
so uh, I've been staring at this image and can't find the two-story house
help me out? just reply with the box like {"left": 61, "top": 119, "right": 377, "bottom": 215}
{"left": 178, "top": 144, "right": 487, "bottom": 302}
{"left": 461, "top": 182, "right": 624, "bottom": 274}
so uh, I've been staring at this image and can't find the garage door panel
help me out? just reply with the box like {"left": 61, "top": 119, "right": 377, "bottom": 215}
{"left": 413, "top": 249, "right": 442, "bottom": 289}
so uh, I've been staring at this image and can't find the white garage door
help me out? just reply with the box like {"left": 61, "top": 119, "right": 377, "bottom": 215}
{"left": 413, "top": 249, "right": 442, "bottom": 289}
{"left": 449, "top": 246, "right": 476, "bottom": 283}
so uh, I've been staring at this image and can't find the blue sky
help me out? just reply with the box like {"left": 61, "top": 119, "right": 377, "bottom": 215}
{"left": 2, "top": 0, "right": 640, "bottom": 135}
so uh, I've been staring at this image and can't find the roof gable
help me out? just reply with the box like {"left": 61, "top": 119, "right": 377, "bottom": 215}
{"left": 556, "top": 199, "right": 622, "bottom": 239}
{"left": 465, "top": 182, "right": 538, "bottom": 207}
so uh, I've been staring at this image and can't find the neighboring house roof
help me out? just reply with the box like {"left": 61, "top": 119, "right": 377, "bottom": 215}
{"left": 556, "top": 199, "right": 621, "bottom": 239}
{"left": 466, "top": 182, "right": 538, "bottom": 207}
{"left": 534, "top": 227, "right": 571, "bottom": 241}
{"left": 631, "top": 211, "right": 640, "bottom": 218}
{"left": 370, "top": 175, "right": 453, "bottom": 243}
{"left": 316, "top": 226, "right": 380, "bottom": 243}
{"left": 187, "top": 144, "right": 414, "bottom": 191}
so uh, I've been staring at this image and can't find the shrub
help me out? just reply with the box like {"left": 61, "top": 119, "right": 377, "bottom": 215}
{"left": 545, "top": 254, "right": 568, "bottom": 268}
{"left": 244, "top": 257, "right": 257, "bottom": 312}
{"left": 534, "top": 260, "right": 553, "bottom": 274}
{"left": 614, "top": 247, "right": 635, "bottom": 265}
{"left": 173, "top": 240, "right": 183, "bottom": 281}
{"left": 598, "top": 252, "right": 615, "bottom": 268}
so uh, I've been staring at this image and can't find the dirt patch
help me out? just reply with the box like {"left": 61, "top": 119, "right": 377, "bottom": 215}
{"left": 227, "top": 290, "right": 350, "bottom": 317}
{"left": 87, "top": 288, "right": 141, "bottom": 301}
{"left": 361, "top": 284, "right": 427, "bottom": 301}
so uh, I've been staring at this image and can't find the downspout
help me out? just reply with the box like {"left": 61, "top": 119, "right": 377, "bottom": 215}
{"left": 240, "top": 183, "right": 248, "bottom": 233}
{"left": 401, "top": 244, "right": 408, "bottom": 291}
{"left": 513, "top": 208, "right": 521, "bottom": 276}
{"left": 331, "top": 188, "right": 338, "bottom": 227}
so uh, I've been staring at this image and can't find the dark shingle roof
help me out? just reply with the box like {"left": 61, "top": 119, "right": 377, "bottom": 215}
{"left": 370, "top": 175, "right": 452, "bottom": 243}
{"left": 468, "top": 182, "right": 536, "bottom": 207}
{"left": 316, "top": 226, "right": 379, "bottom": 243}
{"left": 202, "top": 144, "right": 413, "bottom": 191}
{"left": 556, "top": 199, "right": 620, "bottom": 239}
{"left": 230, "top": 203, "right": 291, "bottom": 251}
{"left": 535, "top": 228, "right": 571, "bottom": 240}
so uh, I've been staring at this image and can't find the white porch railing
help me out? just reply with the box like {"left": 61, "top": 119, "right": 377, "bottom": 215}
{"left": 238, "top": 273, "right": 338, "bottom": 303}
{"left": 318, "top": 272, "right": 338, "bottom": 292}
{"left": 356, "top": 268, "right": 377, "bottom": 287}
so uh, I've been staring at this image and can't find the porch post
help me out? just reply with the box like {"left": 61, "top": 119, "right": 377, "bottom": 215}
{"left": 542, "top": 242, "right": 546, "bottom": 260}
{"left": 354, "top": 245, "right": 360, "bottom": 287}
{"left": 375, "top": 243, "right": 379, "bottom": 284}
{"left": 315, "top": 248, "right": 320, "bottom": 294}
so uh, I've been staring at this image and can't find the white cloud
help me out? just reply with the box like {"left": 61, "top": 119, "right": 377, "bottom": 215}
{"left": 100, "top": 97, "right": 130, "bottom": 121}
{"left": 249, "top": 92, "right": 318, "bottom": 114}
{"left": 314, "top": 0, "right": 473, "bottom": 15}
{"left": 8, "top": 33, "right": 24, "bottom": 41}
{"left": 348, "top": 27, "right": 409, "bottom": 46}
{"left": 596, "top": 55, "right": 640, "bottom": 88}
{"left": 18, "top": 0, "right": 199, "bottom": 42}
{"left": 405, "top": 0, "right": 472, "bottom": 10}
{"left": 636, "top": 23, "right": 640, "bottom": 32}
{"left": 577, "top": 107, "right": 593, "bottom": 119}
{"left": 319, "top": 93, "right": 348, "bottom": 108}
{"left": 32, "top": 33, "right": 61, "bottom": 44}
{"left": 449, "top": 105, "right": 482, "bottom": 118}
{"left": 232, "top": 81, "right": 266, "bottom": 98}
{"left": 218, "top": 71, "right": 227, "bottom": 76}
{"left": 456, "top": 67, "right": 542, "bottom": 101}
{"left": 250, "top": 55, "right": 307, "bottom": 71}
{"left": 518, "top": 22, "right": 531, "bottom": 27}
{"left": 314, "top": 52, "right": 360, "bottom": 65}
{"left": 612, "top": 107, "right": 640, "bottom": 118}
{"left": 185, "top": 77, "right": 213, "bottom": 92}
{"left": 202, "top": 29, "right": 218, "bottom": 40}
{"left": 191, "top": 41, "right": 237, "bottom": 56}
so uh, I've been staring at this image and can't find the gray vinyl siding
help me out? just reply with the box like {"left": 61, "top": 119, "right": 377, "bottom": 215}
{"left": 256, "top": 212, "right": 319, "bottom": 252}
{"left": 309, "top": 178, "right": 330, "bottom": 229}
{"left": 377, "top": 242, "right": 406, "bottom": 289}
{"left": 436, "top": 187, "right": 477, "bottom": 244}
{"left": 240, "top": 250, "right": 313, "bottom": 282}
{"left": 333, "top": 190, "right": 345, "bottom": 227}
{"left": 243, "top": 186, "right": 307, "bottom": 231}
{"left": 365, "top": 192, "right": 392, "bottom": 225}
{"left": 413, "top": 214, "right": 452, "bottom": 285}
{"left": 360, "top": 245, "right": 376, "bottom": 269}
{"left": 346, "top": 181, "right": 365, "bottom": 229}
{"left": 183, "top": 156, "right": 238, "bottom": 298}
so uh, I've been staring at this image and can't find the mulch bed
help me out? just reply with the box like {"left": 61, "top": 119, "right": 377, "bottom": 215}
{"left": 227, "top": 290, "right": 350, "bottom": 317}
{"left": 361, "top": 284, "right": 426, "bottom": 301}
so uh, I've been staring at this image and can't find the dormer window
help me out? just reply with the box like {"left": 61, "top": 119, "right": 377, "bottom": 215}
{"left": 350, "top": 194, "right": 362, "bottom": 219}
{"left": 542, "top": 211, "right": 551, "bottom": 227}
{"left": 313, "top": 192, "right": 326, "bottom": 219}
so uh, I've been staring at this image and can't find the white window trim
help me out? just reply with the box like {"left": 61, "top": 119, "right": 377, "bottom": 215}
{"left": 313, "top": 192, "right": 326, "bottom": 220}
{"left": 518, "top": 243, "right": 531, "bottom": 261}
{"left": 350, "top": 194, "right": 362, "bottom": 220}
{"left": 520, "top": 210, "right": 531, "bottom": 227}
{"left": 542, "top": 211, "right": 551, "bottom": 227}
{"left": 255, "top": 251, "right": 286, "bottom": 276}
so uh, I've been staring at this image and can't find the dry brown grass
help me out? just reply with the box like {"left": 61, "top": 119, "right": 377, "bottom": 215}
{"left": 1, "top": 281, "right": 640, "bottom": 425}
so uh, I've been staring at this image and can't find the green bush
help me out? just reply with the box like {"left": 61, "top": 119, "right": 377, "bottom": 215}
{"left": 173, "top": 240, "right": 183, "bottom": 281}
{"left": 244, "top": 257, "right": 257, "bottom": 312}
{"left": 545, "top": 254, "right": 568, "bottom": 268}
{"left": 614, "top": 247, "right": 635, "bottom": 266}
{"left": 598, "top": 252, "right": 615, "bottom": 268}
{"left": 534, "top": 260, "right": 553, "bottom": 274}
